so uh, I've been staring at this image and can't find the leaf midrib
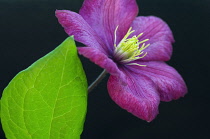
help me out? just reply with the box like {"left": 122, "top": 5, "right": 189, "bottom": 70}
{"left": 48, "top": 49, "right": 70, "bottom": 138}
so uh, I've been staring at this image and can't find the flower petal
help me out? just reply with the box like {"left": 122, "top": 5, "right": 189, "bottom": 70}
{"left": 107, "top": 68, "right": 160, "bottom": 122}
{"left": 131, "top": 16, "right": 174, "bottom": 61}
{"left": 79, "top": 0, "right": 138, "bottom": 51}
{"left": 55, "top": 10, "right": 107, "bottom": 54}
{"left": 77, "top": 47, "right": 126, "bottom": 82}
{"left": 128, "top": 61, "right": 187, "bottom": 101}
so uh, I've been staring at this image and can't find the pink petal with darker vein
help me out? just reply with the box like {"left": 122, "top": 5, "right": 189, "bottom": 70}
{"left": 128, "top": 61, "right": 187, "bottom": 101}
{"left": 131, "top": 16, "right": 174, "bottom": 61}
{"left": 79, "top": 0, "right": 138, "bottom": 50}
{"left": 55, "top": 10, "right": 107, "bottom": 54}
{"left": 107, "top": 68, "right": 160, "bottom": 122}
{"left": 78, "top": 47, "right": 126, "bottom": 83}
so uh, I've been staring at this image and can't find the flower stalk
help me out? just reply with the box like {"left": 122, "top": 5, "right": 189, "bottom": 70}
{"left": 88, "top": 69, "right": 108, "bottom": 93}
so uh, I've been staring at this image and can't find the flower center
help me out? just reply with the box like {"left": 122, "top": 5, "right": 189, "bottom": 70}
{"left": 113, "top": 26, "right": 150, "bottom": 66}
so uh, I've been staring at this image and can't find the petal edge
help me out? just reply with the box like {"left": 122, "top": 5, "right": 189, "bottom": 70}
{"left": 78, "top": 47, "right": 126, "bottom": 83}
{"left": 128, "top": 61, "right": 187, "bottom": 102}
{"left": 131, "top": 16, "right": 174, "bottom": 61}
{"left": 107, "top": 69, "right": 160, "bottom": 122}
{"left": 56, "top": 10, "right": 107, "bottom": 53}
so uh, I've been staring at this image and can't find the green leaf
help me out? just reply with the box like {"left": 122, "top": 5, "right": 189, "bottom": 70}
{"left": 1, "top": 37, "right": 87, "bottom": 139}
{"left": 0, "top": 100, "right": 1, "bottom": 119}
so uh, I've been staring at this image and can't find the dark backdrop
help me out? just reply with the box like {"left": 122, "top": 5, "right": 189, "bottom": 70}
{"left": 0, "top": 0, "right": 210, "bottom": 139}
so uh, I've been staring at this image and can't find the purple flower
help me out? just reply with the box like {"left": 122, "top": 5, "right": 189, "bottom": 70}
{"left": 55, "top": 0, "right": 187, "bottom": 122}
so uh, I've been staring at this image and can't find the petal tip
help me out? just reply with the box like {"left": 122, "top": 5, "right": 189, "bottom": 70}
{"left": 108, "top": 74, "right": 160, "bottom": 122}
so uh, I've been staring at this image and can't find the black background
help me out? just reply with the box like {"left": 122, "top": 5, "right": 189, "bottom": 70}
{"left": 0, "top": 0, "right": 210, "bottom": 139}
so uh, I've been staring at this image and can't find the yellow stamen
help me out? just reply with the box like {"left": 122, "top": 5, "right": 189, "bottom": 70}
{"left": 127, "top": 63, "right": 147, "bottom": 67}
{"left": 113, "top": 26, "right": 150, "bottom": 66}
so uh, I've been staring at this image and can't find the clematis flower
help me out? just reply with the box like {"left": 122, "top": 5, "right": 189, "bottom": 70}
{"left": 55, "top": 0, "right": 187, "bottom": 122}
